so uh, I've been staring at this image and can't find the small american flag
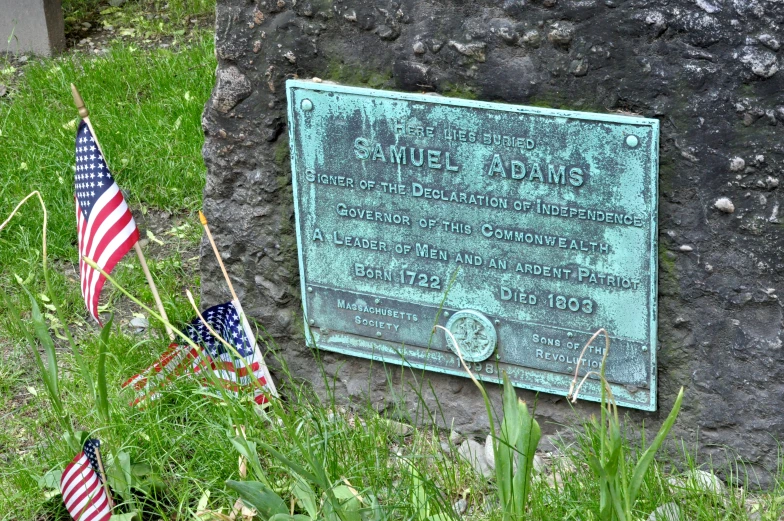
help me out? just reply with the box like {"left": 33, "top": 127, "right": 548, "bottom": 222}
{"left": 75, "top": 121, "right": 139, "bottom": 322}
{"left": 60, "top": 439, "right": 111, "bottom": 521}
{"left": 121, "top": 342, "right": 196, "bottom": 406}
{"left": 122, "top": 300, "right": 276, "bottom": 406}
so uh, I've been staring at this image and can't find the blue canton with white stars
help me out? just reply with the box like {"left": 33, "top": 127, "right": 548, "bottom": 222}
{"left": 83, "top": 438, "right": 104, "bottom": 482}
{"left": 75, "top": 121, "right": 114, "bottom": 221}
{"left": 185, "top": 302, "right": 253, "bottom": 358}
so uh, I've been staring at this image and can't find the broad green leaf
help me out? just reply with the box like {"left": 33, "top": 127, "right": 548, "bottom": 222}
{"left": 608, "top": 481, "right": 627, "bottom": 521}
{"left": 0, "top": 287, "right": 69, "bottom": 427}
{"left": 292, "top": 475, "right": 319, "bottom": 519}
{"left": 364, "top": 495, "right": 387, "bottom": 521}
{"left": 131, "top": 462, "right": 153, "bottom": 477}
{"left": 587, "top": 455, "right": 607, "bottom": 478}
{"left": 410, "top": 464, "right": 428, "bottom": 518}
{"left": 332, "top": 484, "right": 362, "bottom": 519}
{"left": 496, "top": 372, "right": 519, "bottom": 514}
{"left": 35, "top": 468, "right": 62, "bottom": 494}
{"left": 228, "top": 433, "right": 268, "bottom": 485}
{"left": 604, "top": 433, "right": 622, "bottom": 476}
{"left": 269, "top": 515, "right": 311, "bottom": 521}
{"left": 106, "top": 451, "right": 133, "bottom": 501}
{"left": 512, "top": 398, "right": 540, "bottom": 519}
{"left": 226, "top": 480, "right": 288, "bottom": 519}
{"left": 597, "top": 482, "right": 613, "bottom": 521}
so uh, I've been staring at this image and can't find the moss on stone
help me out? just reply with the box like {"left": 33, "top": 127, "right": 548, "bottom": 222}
{"left": 657, "top": 243, "right": 680, "bottom": 298}
{"left": 324, "top": 58, "right": 392, "bottom": 88}
{"left": 440, "top": 83, "right": 478, "bottom": 100}
{"left": 658, "top": 243, "right": 676, "bottom": 275}
{"left": 274, "top": 138, "right": 290, "bottom": 167}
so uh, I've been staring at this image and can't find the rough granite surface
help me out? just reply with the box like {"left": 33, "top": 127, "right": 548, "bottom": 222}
{"left": 201, "top": 0, "right": 784, "bottom": 486}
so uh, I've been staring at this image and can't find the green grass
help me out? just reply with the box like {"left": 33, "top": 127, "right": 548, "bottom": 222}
{"left": 61, "top": 0, "right": 216, "bottom": 42}
{"left": 0, "top": 34, "right": 215, "bottom": 320}
{"left": 0, "top": 19, "right": 218, "bottom": 517}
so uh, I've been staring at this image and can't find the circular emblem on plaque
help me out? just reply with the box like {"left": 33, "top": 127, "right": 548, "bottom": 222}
{"left": 445, "top": 310, "right": 497, "bottom": 362}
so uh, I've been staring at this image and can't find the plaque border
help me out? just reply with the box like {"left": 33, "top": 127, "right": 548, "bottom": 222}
{"left": 286, "top": 79, "right": 659, "bottom": 411}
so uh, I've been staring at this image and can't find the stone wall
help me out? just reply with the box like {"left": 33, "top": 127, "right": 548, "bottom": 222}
{"left": 201, "top": 0, "right": 784, "bottom": 486}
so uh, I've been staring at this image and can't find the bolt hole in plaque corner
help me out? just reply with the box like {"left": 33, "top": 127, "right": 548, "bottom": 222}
{"left": 286, "top": 79, "right": 659, "bottom": 411}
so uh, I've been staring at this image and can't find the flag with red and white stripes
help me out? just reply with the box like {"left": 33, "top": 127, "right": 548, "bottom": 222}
{"left": 60, "top": 439, "right": 111, "bottom": 521}
{"left": 75, "top": 121, "right": 139, "bottom": 323}
{"left": 121, "top": 342, "right": 195, "bottom": 406}
{"left": 122, "top": 300, "right": 276, "bottom": 406}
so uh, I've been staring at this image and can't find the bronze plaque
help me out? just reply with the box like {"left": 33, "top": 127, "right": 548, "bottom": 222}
{"left": 287, "top": 80, "right": 659, "bottom": 410}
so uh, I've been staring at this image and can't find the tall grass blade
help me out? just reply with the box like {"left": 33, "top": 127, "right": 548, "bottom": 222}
{"left": 21, "top": 284, "right": 59, "bottom": 398}
{"left": 0, "top": 284, "right": 70, "bottom": 433}
{"left": 1, "top": 191, "right": 96, "bottom": 398}
{"left": 512, "top": 398, "right": 540, "bottom": 519}
{"left": 257, "top": 440, "right": 321, "bottom": 485}
{"left": 497, "top": 372, "right": 518, "bottom": 516}
{"left": 7, "top": 281, "right": 75, "bottom": 442}
{"left": 609, "top": 484, "right": 627, "bottom": 521}
{"left": 627, "top": 387, "right": 684, "bottom": 504}
{"left": 573, "top": 331, "right": 684, "bottom": 521}
{"left": 96, "top": 314, "right": 114, "bottom": 424}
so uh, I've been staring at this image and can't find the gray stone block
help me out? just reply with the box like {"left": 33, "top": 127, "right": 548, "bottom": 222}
{"left": 201, "top": 0, "right": 784, "bottom": 488}
{"left": 0, "top": 0, "right": 65, "bottom": 56}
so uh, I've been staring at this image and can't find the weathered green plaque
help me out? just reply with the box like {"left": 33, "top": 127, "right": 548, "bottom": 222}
{"left": 286, "top": 80, "right": 659, "bottom": 411}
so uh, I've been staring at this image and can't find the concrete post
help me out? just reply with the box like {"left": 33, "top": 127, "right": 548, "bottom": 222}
{"left": 0, "top": 0, "right": 66, "bottom": 56}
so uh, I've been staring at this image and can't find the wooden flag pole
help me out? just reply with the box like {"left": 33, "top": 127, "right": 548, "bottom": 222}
{"left": 131, "top": 245, "right": 174, "bottom": 341}
{"left": 198, "top": 211, "right": 239, "bottom": 303}
{"left": 93, "top": 445, "right": 115, "bottom": 510}
{"left": 70, "top": 84, "right": 174, "bottom": 341}
{"left": 198, "top": 210, "right": 278, "bottom": 397}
